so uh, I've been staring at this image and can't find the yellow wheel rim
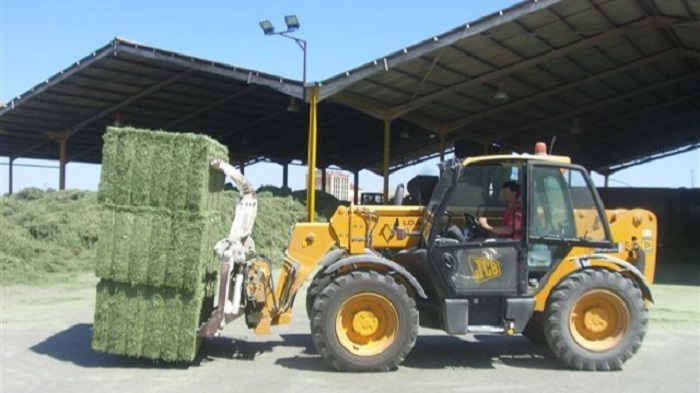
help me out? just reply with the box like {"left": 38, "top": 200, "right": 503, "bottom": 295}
{"left": 335, "top": 293, "right": 398, "bottom": 357}
{"left": 570, "top": 289, "right": 629, "bottom": 352}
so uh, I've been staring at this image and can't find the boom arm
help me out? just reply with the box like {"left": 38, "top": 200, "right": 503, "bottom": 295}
{"left": 199, "top": 159, "right": 258, "bottom": 337}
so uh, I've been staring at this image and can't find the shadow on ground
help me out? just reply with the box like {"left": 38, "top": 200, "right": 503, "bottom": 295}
{"left": 273, "top": 333, "right": 564, "bottom": 372}
{"left": 30, "top": 324, "right": 190, "bottom": 369}
{"left": 30, "top": 324, "right": 314, "bottom": 369}
{"left": 31, "top": 325, "right": 562, "bottom": 372}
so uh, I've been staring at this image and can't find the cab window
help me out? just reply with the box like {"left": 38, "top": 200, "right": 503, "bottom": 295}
{"left": 530, "top": 166, "right": 607, "bottom": 241}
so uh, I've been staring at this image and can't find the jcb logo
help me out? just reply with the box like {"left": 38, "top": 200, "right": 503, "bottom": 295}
{"left": 468, "top": 257, "right": 502, "bottom": 284}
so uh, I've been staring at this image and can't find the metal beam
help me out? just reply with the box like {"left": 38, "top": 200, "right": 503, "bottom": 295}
{"left": 579, "top": 91, "right": 700, "bottom": 135}
{"left": 115, "top": 44, "right": 304, "bottom": 98}
{"left": 607, "top": 143, "right": 700, "bottom": 174}
{"left": 13, "top": 140, "right": 51, "bottom": 157}
{"left": 407, "top": 48, "right": 446, "bottom": 105}
{"left": 582, "top": 112, "right": 699, "bottom": 149}
{"left": 443, "top": 49, "right": 677, "bottom": 133}
{"left": 329, "top": 92, "right": 389, "bottom": 119}
{"left": 231, "top": 109, "right": 288, "bottom": 136}
{"left": 66, "top": 70, "right": 192, "bottom": 137}
{"left": 329, "top": 92, "right": 445, "bottom": 132}
{"left": 68, "top": 144, "right": 102, "bottom": 161}
{"left": 0, "top": 130, "right": 51, "bottom": 141}
{"left": 164, "top": 86, "right": 257, "bottom": 129}
{"left": 486, "top": 72, "right": 699, "bottom": 143}
{"left": 389, "top": 16, "right": 676, "bottom": 118}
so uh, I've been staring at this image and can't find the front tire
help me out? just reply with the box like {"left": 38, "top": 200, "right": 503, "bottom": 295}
{"left": 544, "top": 269, "right": 648, "bottom": 371}
{"left": 310, "top": 270, "right": 419, "bottom": 372}
{"left": 306, "top": 269, "right": 333, "bottom": 320}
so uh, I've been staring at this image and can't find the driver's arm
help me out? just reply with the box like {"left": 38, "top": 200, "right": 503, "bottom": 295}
{"left": 479, "top": 213, "right": 522, "bottom": 238}
{"left": 478, "top": 217, "right": 515, "bottom": 236}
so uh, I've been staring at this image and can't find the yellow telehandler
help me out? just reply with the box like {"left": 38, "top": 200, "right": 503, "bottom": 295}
{"left": 200, "top": 142, "right": 656, "bottom": 372}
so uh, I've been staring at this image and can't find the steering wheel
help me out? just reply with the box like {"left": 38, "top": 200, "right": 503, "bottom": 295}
{"left": 463, "top": 212, "right": 488, "bottom": 240}
{"left": 438, "top": 211, "right": 465, "bottom": 242}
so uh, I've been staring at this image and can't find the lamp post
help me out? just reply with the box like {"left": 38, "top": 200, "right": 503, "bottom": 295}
{"left": 259, "top": 15, "right": 317, "bottom": 222}
{"left": 259, "top": 15, "right": 307, "bottom": 101}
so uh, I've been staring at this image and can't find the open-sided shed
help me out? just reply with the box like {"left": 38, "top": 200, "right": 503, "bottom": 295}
{"left": 1, "top": 0, "right": 698, "bottom": 195}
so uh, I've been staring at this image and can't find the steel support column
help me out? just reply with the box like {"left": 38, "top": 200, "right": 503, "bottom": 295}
{"left": 59, "top": 137, "right": 67, "bottom": 190}
{"left": 354, "top": 170, "right": 360, "bottom": 205}
{"left": 282, "top": 162, "right": 289, "bottom": 189}
{"left": 8, "top": 157, "right": 14, "bottom": 195}
{"left": 383, "top": 113, "right": 392, "bottom": 203}
{"left": 306, "top": 87, "right": 319, "bottom": 222}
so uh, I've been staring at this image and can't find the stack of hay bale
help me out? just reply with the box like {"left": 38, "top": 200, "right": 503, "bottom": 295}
{"left": 92, "top": 127, "right": 230, "bottom": 362}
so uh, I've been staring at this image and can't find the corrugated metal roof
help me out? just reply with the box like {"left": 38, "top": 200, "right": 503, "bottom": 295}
{"left": 1, "top": 0, "right": 698, "bottom": 176}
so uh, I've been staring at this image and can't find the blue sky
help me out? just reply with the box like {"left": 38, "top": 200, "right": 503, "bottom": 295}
{"left": 1, "top": 0, "right": 698, "bottom": 194}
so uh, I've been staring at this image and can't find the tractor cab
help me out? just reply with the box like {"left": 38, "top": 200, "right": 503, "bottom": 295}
{"left": 414, "top": 148, "right": 617, "bottom": 333}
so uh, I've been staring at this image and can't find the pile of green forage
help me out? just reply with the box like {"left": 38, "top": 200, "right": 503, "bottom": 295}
{"left": 92, "top": 127, "right": 229, "bottom": 362}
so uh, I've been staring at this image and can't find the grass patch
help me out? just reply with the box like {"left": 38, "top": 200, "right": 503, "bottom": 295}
{"left": 1, "top": 189, "right": 100, "bottom": 285}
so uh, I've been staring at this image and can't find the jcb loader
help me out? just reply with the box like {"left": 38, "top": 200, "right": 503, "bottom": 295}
{"left": 200, "top": 142, "right": 656, "bottom": 372}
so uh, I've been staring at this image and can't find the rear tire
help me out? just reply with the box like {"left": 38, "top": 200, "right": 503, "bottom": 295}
{"left": 544, "top": 269, "right": 648, "bottom": 371}
{"left": 310, "top": 270, "right": 419, "bottom": 372}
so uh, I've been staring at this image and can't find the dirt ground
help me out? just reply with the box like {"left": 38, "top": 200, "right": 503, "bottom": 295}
{"left": 1, "top": 270, "right": 698, "bottom": 393}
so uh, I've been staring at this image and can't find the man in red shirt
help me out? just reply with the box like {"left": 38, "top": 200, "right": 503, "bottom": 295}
{"left": 478, "top": 181, "right": 522, "bottom": 240}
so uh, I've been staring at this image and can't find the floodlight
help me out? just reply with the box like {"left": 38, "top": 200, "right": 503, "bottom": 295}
{"left": 285, "top": 15, "right": 300, "bottom": 31}
{"left": 259, "top": 20, "right": 275, "bottom": 35}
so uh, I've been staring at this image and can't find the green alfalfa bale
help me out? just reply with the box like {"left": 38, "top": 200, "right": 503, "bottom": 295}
{"left": 96, "top": 206, "right": 221, "bottom": 290}
{"left": 123, "top": 285, "right": 145, "bottom": 357}
{"left": 111, "top": 131, "right": 138, "bottom": 206}
{"left": 92, "top": 281, "right": 208, "bottom": 362}
{"left": 105, "top": 283, "right": 128, "bottom": 355}
{"left": 126, "top": 210, "right": 152, "bottom": 285}
{"left": 99, "top": 127, "right": 227, "bottom": 211}
{"left": 146, "top": 210, "right": 171, "bottom": 288}
{"left": 141, "top": 290, "right": 165, "bottom": 359}
{"left": 126, "top": 136, "right": 154, "bottom": 206}
{"left": 169, "top": 211, "right": 205, "bottom": 291}
{"left": 147, "top": 138, "right": 174, "bottom": 209}
{"left": 91, "top": 280, "right": 112, "bottom": 352}
{"left": 94, "top": 206, "right": 116, "bottom": 279}
{"left": 97, "top": 131, "right": 120, "bottom": 204}
{"left": 159, "top": 287, "right": 183, "bottom": 362}
{"left": 197, "top": 211, "right": 223, "bottom": 281}
{"left": 184, "top": 138, "right": 228, "bottom": 212}
{"left": 166, "top": 141, "right": 192, "bottom": 212}
{"left": 107, "top": 206, "right": 135, "bottom": 283}
{"left": 177, "top": 290, "right": 204, "bottom": 361}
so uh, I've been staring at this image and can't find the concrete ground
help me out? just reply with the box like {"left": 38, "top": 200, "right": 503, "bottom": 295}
{"left": 1, "top": 271, "right": 698, "bottom": 393}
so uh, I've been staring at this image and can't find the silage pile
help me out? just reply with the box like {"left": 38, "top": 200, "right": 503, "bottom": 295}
{"left": 91, "top": 127, "right": 229, "bottom": 362}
